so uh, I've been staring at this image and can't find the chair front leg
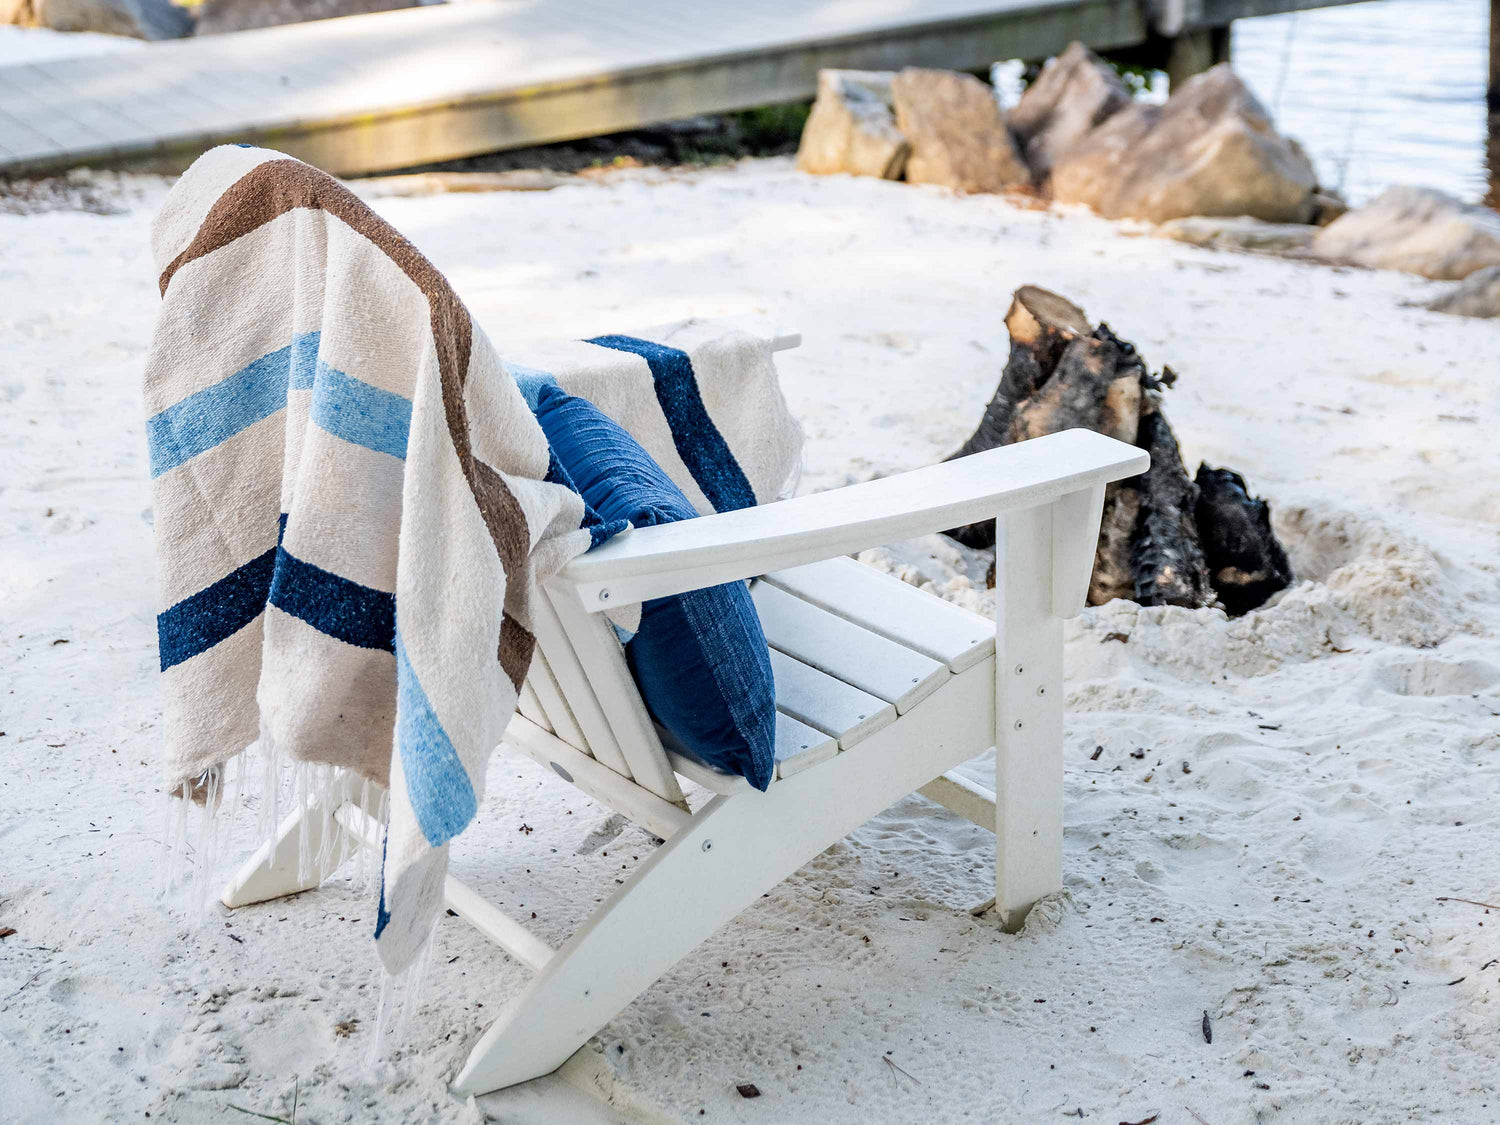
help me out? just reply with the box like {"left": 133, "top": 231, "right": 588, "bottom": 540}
{"left": 991, "top": 502, "right": 1068, "bottom": 932}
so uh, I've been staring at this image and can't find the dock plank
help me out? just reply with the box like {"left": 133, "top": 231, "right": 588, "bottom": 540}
{"left": 0, "top": 0, "right": 1373, "bottom": 178}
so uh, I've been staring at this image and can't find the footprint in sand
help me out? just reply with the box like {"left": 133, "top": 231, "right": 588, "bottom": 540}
{"left": 1366, "top": 656, "right": 1498, "bottom": 699}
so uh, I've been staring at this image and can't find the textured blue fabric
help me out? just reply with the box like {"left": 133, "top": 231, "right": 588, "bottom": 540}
{"left": 533, "top": 382, "right": 776, "bottom": 790}
{"left": 395, "top": 631, "right": 478, "bottom": 846}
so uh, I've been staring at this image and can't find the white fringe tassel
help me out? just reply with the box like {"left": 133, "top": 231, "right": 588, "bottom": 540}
{"left": 161, "top": 733, "right": 382, "bottom": 920}
{"left": 366, "top": 915, "right": 441, "bottom": 1071}
{"left": 162, "top": 737, "right": 438, "bottom": 1067}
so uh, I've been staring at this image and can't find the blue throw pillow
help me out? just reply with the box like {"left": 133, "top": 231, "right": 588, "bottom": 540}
{"left": 532, "top": 381, "right": 776, "bottom": 791}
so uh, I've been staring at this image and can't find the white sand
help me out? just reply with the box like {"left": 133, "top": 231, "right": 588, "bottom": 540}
{"left": 3, "top": 159, "right": 1498, "bottom": 1124}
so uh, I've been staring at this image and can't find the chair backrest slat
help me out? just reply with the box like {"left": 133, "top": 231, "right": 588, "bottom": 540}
{"left": 525, "top": 648, "right": 589, "bottom": 754}
{"left": 544, "top": 585, "right": 684, "bottom": 805}
{"left": 516, "top": 680, "right": 552, "bottom": 733}
{"left": 530, "top": 588, "right": 635, "bottom": 779}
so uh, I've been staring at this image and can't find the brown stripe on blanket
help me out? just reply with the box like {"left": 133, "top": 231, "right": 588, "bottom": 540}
{"left": 162, "top": 157, "right": 538, "bottom": 673}
{"left": 498, "top": 611, "right": 535, "bottom": 693}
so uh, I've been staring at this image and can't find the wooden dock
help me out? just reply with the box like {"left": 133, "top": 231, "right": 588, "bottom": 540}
{"left": 0, "top": 0, "right": 1379, "bottom": 179}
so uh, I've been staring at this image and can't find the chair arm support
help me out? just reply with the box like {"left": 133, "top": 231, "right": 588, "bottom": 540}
{"left": 553, "top": 428, "right": 1148, "bottom": 611}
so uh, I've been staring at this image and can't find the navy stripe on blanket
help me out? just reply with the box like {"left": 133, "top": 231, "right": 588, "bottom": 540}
{"left": 268, "top": 547, "right": 395, "bottom": 652}
{"left": 157, "top": 540, "right": 277, "bottom": 671}
{"left": 147, "top": 332, "right": 411, "bottom": 476}
{"left": 159, "top": 513, "right": 395, "bottom": 670}
{"left": 585, "top": 335, "right": 756, "bottom": 513}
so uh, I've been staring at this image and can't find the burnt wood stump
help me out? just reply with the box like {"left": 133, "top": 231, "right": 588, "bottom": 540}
{"left": 945, "top": 285, "right": 1290, "bottom": 614}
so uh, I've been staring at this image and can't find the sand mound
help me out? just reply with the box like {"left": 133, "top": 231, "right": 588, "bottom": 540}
{"left": 858, "top": 499, "right": 1464, "bottom": 684}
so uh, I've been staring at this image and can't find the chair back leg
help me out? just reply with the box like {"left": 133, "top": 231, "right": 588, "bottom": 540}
{"left": 220, "top": 774, "right": 380, "bottom": 909}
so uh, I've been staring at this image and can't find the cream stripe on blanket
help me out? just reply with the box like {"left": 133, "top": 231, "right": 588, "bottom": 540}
{"left": 146, "top": 146, "right": 802, "bottom": 975}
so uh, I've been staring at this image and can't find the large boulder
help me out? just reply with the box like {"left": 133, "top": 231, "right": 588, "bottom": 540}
{"left": 1008, "top": 42, "right": 1131, "bottom": 181}
{"left": 32, "top": 0, "right": 190, "bottom": 38}
{"left": 890, "top": 67, "right": 1030, "bottom": 194}
{"left": 795, "top": 70, "right": 908, "bottom": 180}
{"left": 1311, "top": 186, "right": 1500, "bottom": 280}
{"left": 1050, "top": 64, "right": 1318, "bottom": 224}
{"left": 1426, "top": 265, "right": 1500, "bottom": 318}
{"left": 195, "top": 0, "right": 417, "bottom": 35}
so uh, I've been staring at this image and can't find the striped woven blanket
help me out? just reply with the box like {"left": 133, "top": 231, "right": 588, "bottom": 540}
{"left": 145, "top": 146, "right": 801, "bottom": 974}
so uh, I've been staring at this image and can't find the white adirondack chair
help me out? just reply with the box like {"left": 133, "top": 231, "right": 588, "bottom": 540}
{"left": 220, "top": 333, "right": 1148, "bottom": 1097}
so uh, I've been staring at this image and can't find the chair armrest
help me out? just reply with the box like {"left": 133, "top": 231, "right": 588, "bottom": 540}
{"left": 553, "top": 428, "right": 1148, "bottom": 611}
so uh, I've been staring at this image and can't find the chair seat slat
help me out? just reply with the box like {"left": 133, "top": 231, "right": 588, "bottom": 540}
{"left": 773, "top": 711, "right": 838, "bottom": 779}
{"left": 753, "top": 581, "right": 947, "bottom": 713}
{"left": 768, "top": 648, "right": 895, "bottom": 749}
{"left": 765, "top": 557, "right": 992, "bottom": 673}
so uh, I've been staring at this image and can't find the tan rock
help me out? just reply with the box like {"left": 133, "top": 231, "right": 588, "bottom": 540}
{"left": 1008, "top": 42, "right": 1131, "bottom": 181}
{"left": 1050, "top": 64, "right": 1318, "bottom": 224}
{"left": 195, "top": 0, "right": 418, "bottom": 35}
{"left": 1309, "top": 189, "right": 1348, "bottom": 226}
{"left": 795, "top": 70, "right": 908, "bottom": 180}
{"left": 2, "top": 0, "right": 38, "bottom": 27}
{"left": 890, "top": 67, "right": 1029, "bottom": 193}
{"left": 1426, "top": 266, "right": 1500, "bottom": 317}
{"left": 1158, "top": 215, "right": 1318, "bottom": 253}
{"left": 1311, "top": 186, "right": 1500, "bottom": 280}
{"left": 33, "top": 0, "right": 190, "bottom": 38}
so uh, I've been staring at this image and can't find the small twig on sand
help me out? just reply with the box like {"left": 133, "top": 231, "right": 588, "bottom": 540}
{"left": 1185, "top": 1108, "right": 1213, "bottom": 1125}
{"left": 229, "top": 1077, "right": 299, "bottom": 1125}
{"left": 3, "top": 967, "right": 45, "bottom": 1002}
{"left": 881, "top": 1055, "right": 921, "bottom": 1086}
{"left": 1437, "top": 897, "right": 1500, "bottom": 911}
{"left": 227, "top": 1108, "right": 291, "bottom": 1125}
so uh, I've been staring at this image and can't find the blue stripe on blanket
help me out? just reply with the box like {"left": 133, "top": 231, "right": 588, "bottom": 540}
{"left": 157, "top": 541, "right": 277, "bottom": 671}
{"left": 148, "top": 332, "right": 411, "bottom": 475}
{"left": 394, "top": 632, "right": 478, "bottom": 847}
{"left": 148, "top": 334, "right": 319, "bottom": 478}
{"left": 308, "top": 364, "right": 411, "bottom": 461}
{"left": 585, "top": 335, "right": 756, "bottom": 513}
{"left": 269, "top": 547, "right": 396, "bottom": 652}
{"left": 508, "top": 364, "right": 556, "bottom": 410}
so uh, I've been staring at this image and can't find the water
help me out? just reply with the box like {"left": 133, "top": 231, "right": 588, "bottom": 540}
{"left": 1231, "top": 0, "right": 1492, "bottom": 206}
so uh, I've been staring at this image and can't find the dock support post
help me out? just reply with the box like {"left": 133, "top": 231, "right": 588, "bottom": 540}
{"left": 1489, "top": 0, "right": 1498, "bottom": 208}
{"left": 1490, "top": 0, "right": 1499, "bottom": 109}
{"left": 1163, "top": 25, "right": 1231, "bottom": 92}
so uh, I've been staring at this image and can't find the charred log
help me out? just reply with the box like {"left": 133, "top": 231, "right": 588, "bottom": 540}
{"left": 1130, "top": 401, "right": 1214, "bottom": 608}
{"left": 1194, "top": 464, "right": 1294, "bottom": 615}
{"left": 949, "top": 285, "right": 1093, "bottom": 466}
{"left": 1089, "top": 482, "right": 1141, "bottom": 604}
{"left": 946, "top": 287, "right": 1140, "bottom": 549}
{"left": 944, "top": 283, "right": 1290, "bottom": 615}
